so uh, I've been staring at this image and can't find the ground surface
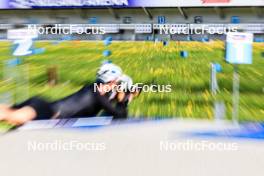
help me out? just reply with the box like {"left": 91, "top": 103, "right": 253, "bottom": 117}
{"left": 0, "top": 119, "right": 264, "bottom": 176}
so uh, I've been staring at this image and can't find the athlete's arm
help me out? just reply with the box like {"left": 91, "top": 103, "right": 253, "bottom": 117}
{"left": 96, "top": 93, "right": 128, "bottom": 119}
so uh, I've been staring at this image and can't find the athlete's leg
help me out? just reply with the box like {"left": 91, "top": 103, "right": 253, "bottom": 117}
{"left": 1, "top": 97, "right": 55, "bottom": 126}
{"left": 5, "top": 106, "right": 37, "bottom": 126}
{"left": 0, "top": 105, "right": 13, "bottom": 121}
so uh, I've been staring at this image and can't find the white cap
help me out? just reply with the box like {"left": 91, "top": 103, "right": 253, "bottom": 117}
{"left": 96, "top": 63, "right": 122, "bottom": 83}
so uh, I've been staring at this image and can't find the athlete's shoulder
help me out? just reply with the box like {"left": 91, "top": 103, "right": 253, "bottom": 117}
{"left": 78, "top": 83, "right": 98, "bottom": 94}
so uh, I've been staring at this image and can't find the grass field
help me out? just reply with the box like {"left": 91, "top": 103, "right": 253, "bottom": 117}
{"left": 0, "top": 40, "right": 263, "bottom": 123}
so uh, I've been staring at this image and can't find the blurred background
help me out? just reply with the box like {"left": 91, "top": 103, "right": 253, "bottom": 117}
{"left": 0, "top": 2, "right": 264, "bottom": 175}
{"left": 0, "top": 0, "right": 263, "bottom": 122}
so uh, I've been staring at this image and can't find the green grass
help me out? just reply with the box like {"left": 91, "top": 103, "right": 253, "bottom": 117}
{"left": 0, "top": 41, "right": 263, "bottom": 125}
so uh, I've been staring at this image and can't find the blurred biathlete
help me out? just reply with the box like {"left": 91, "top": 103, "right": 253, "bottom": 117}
{"left": 0, "top": 63, "right": 141, "bottom": 126}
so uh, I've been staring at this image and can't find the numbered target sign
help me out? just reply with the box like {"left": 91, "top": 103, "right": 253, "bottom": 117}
{"left": 226, "top": 32, "right": 253, "bottom": 64}
{"left": 7, "top": 29, "right": 38, "bottom": 56}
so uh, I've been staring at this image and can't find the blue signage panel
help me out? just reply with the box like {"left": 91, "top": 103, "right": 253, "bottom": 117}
{"left": 158, "top": 16, "right": 166, "bottom": 24}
